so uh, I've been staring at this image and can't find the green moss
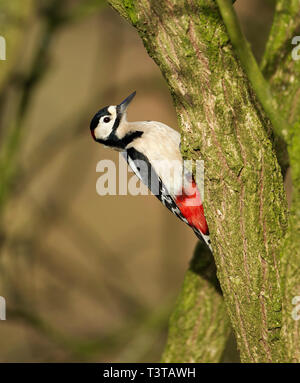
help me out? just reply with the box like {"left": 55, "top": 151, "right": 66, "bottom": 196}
{"left": 123, "top": 0, "right": 138, "bottom": 25}
{"left": 109, "top": 0, "right": 292, "bottom": 363}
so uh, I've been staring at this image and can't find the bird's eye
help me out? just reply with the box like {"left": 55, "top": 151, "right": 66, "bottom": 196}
{"left": 103, "top": 117, "right": 110, "bottom": 123}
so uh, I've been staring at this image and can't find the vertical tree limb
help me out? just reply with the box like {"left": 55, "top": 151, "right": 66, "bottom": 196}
{"left": 108, "top": 0, "right": 288, "bottom": 362}
{"left": 216, "top": 0, "right": 290, "bottom": 175}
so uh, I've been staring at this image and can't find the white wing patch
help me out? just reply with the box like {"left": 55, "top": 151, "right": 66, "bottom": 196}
{"left": 122, "top": 149, "right": 212, "bottom": 251}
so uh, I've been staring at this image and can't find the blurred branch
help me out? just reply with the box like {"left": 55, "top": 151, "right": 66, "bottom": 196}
{"left": 261, "top": 0, "right": 300, "bottom": 128}
{"left": 64, "top": 0, "right": 107, "bottom": 23}
{"left": 3, "top": 133, "right": 162, "bottom": 352}
{"left": 0, "top": 0, "right": 173, "bottom": 363}
{"left": 0, "top": 0, "right": 107, "bottom": 220}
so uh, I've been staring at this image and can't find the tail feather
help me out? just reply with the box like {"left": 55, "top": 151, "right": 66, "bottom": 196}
{"left": 193, "top": 228, "right": 212, "bottom": 252}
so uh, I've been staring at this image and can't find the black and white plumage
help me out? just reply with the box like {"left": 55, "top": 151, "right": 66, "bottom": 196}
{"left": 90, "top": 91, "right": 211, "bottom": 251}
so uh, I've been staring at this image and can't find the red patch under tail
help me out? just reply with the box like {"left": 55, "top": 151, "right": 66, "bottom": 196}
{"left": 175, "top": 179, "right": 209, "bottom": 235}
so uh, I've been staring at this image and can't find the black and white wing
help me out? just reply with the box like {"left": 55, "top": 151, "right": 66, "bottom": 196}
{"left": 122, "top": 148, "right": 189, "bottom": 227}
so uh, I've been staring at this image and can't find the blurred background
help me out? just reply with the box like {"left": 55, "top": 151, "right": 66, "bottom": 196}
{"left": 0, "top": 0, "right": 275, "bottom": 362}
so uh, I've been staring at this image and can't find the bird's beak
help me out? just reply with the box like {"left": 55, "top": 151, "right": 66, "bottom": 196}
{"left": 118, "top": 91, "right": 136, "bottom": 115}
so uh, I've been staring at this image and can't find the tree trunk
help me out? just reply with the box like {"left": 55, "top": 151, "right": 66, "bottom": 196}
{"left": 108, "top": 0, "right": 295, "bottom": 362}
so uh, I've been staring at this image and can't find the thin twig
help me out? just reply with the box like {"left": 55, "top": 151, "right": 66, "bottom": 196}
{"left": 216, "top": 0, "right": 289, "bottom": 140}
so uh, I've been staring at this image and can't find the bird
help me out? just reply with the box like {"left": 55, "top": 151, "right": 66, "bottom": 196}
{"left": 89, "top": 91, "right": 211, "bottom": 251}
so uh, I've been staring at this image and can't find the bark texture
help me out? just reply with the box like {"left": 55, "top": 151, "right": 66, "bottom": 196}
{"left": 262, "top": 0, "right": 300, "bottom": 362}
{"left": 162, "top": 242, "right": 230, "bottom": 363}
{"left": 108, "top": 0, "right": 290, "bottom": 362}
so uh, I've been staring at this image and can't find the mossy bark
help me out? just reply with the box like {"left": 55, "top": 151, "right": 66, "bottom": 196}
{"left": 0, "top": 0, "right": 34, "bottom": 89}
{"left": 108, "top": 0, "right": 289, "bottom": 362}
{"left": 162, "top": 242, "right": 230, "bottom": 363}
{"left": 262, "top": 0, "right": 300, "bottom": 362}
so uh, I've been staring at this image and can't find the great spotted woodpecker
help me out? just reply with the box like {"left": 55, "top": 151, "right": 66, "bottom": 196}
{"left": 90, "top": 91, "right": 211, "bottom": 250}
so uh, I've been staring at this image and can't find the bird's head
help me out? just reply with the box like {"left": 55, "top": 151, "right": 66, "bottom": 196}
{"left": 90, "top": 91, "right": 141, "bottom": 149}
